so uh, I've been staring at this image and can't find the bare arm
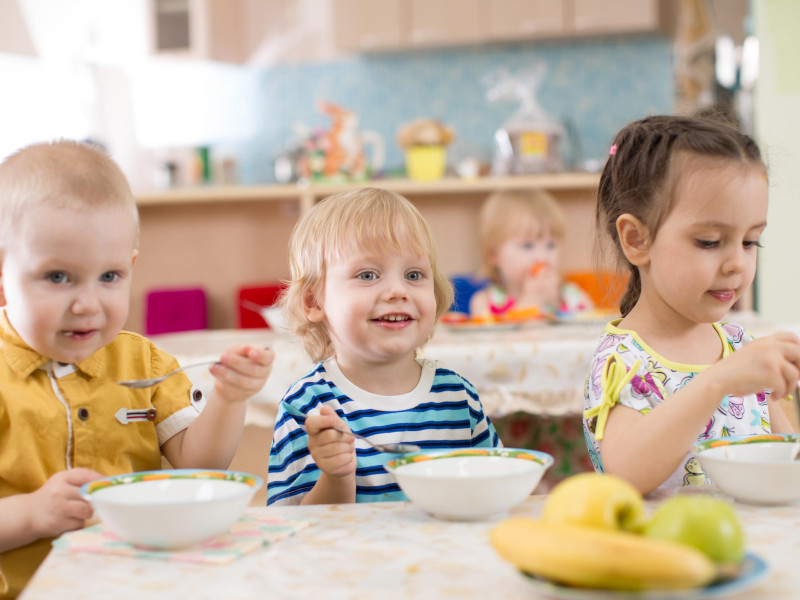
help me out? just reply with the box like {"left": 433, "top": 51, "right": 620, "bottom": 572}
{"left": 162, "top": 346, "right": 274, "bottom": 469}
{"left": 599, "top": 333, "right": 800, "bottom": 494}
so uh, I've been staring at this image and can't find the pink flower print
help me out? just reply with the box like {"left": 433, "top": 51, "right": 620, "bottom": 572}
{"left": 721, "top": 323, "right": 743, "bottom": 344}
{"left": 630, "top": 371, "right": 663, "bottom": 401}
{"left": 596, "top": 334, "right": 622, "bottom": 354}
{"left": 699, "top": 415, "right": 715, "bottom": 439}
{"left": 756, "top": 391, "right": 767, "bottom": 405}
{"left": 728, "top": 395, "right": 745, "bottom": 419}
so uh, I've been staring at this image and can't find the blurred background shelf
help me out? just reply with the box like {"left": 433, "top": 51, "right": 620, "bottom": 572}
{"left": 130, "top": 173, "right": 600, "bottom": 333}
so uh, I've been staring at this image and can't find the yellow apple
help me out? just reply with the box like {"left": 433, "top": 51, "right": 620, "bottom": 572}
{"left": 542, "top": 473, "right": 646, "bottom": 533}
{"left": 643, "top": 495, "right": 745, "bottom": 566}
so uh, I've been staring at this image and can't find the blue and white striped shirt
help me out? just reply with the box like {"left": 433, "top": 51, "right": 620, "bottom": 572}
{"left": 267, "top": 358, "right": 500, "bottom": 505}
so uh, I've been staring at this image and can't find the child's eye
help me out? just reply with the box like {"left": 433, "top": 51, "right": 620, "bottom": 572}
{"left": 522, "top": 242, "right": 535, "bottom": 251}
{"left": 47, "top": 272, "right": 68, "bottom": 284}
{"left": 406, "top": 270, "right": 425, "bottom": 282}
{"left": 743, "top": 240, "right": 763, "bottom": 249}
{"left": 101, "top": 271, "right": 120, "bottom": 283}
{"left": 356, "top": 270, "right": 377, "bottom": 281}
{"left": 695, "top": 239, "right": 719, "bottom": 249}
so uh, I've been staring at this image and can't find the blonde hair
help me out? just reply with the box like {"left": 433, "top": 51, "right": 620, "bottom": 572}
{"left": 0, "top": 140, "right": 139, "bottom": 252}
{"left": 478, "top": 189, "right": 565, "bottom": 284}
{"left": 281, "top": 187, "right": 453, "bottom": 362}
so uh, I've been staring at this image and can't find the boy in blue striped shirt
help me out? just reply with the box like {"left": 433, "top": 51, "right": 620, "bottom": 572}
{"left": 267, "top": 187, "right": 500, "bottom": 505}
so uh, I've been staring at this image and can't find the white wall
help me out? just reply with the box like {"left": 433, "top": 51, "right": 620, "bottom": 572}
{"left": 754, "top": 0, "right": 800, "bottom": 322}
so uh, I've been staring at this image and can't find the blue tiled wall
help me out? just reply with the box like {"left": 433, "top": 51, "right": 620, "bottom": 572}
{"left": 238, "top": 37, "right": 674, "bottom": 183}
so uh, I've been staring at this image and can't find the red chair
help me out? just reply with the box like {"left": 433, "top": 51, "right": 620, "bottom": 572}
{"left": 237, "top": 282, "right": 286, "bottom": 328}
{"left": 145, "top": 287, "right": 208, "bottom": 336}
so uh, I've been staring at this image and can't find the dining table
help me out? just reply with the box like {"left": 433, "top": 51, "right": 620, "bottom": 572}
{"left": 21, "top": 493, "right": 800, "bottom": 599}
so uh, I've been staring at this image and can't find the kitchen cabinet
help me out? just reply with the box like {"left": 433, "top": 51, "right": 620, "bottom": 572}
{"left": 334, "top": 0, "right": 483, "bottom": 51}
{"left": 571, "top": 0, "right": 675, "bottom": 36}
{"left": 334, "top": 0, "right": 674, "bottom": 53}
{"left": 148, "top": 0, "right": 247, "bottom": 62}
{"left": 407, "top": 0, "right": 484, "bottom": 47}
{"left": 128, "top": 173, "right": 600, "bottom": 332}
{"left": 332, "top": 0, "right": 406, "bottom": 51}
{"left": 485, "top": 0, "right": 568, "bottom": 40}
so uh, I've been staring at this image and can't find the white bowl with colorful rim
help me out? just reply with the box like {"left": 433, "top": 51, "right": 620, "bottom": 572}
{"left": 81, "top": 469, "right": 263, "bottom": 549}
{"left": 693, "top": 433, "right": 800, "bottom": 505}
{"left": 385, "top": 448, "right": 553, "bottom": 521}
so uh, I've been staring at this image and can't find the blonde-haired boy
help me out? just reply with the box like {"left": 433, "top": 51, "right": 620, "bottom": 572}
{"left": 268, "top": 187, "right": 499, "bottom": 505}
{"left": 0, "top": 140, "right": 273, "bottom": 596}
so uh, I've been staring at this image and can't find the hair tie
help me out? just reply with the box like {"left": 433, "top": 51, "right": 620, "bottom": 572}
{"left": 609, "top": 144, "right": 618, "bottom": 156}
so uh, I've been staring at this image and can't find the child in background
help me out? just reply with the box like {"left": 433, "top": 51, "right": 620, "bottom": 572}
{"left": 469, "top": 189, "right": 593, "bottom": 320}
{"left": 584, "top": 115, "right": 799, "bottom": 497}
{"left": 0, "top": 140, "right": 274, "bottom": 596}
{"left": 268, "top": 187, "right": 500, "bottom": 506}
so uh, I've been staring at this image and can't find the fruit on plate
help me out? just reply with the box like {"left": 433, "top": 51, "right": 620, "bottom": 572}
{"left": 643, "top": 495, "right": 745, "bottom": 568}
{"left": 491, "top": 517, "right": 716, "bottom": 591}
{"left": 541, "top": 473, "right": 646, "bottom": 533}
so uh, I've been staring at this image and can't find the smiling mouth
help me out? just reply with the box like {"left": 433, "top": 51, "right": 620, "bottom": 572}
{"left": 708, "top": 290, "right": 735, "bottom": 302}
{"left": 374, "top": 314, "right": 412, "bottom": 322}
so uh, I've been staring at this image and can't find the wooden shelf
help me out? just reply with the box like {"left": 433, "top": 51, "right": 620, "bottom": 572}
{"left": 135, "top": 172, "right": 601, "bottom": 208}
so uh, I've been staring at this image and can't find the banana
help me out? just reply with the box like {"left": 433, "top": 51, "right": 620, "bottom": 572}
{"left": 491, "top": 517, "right": 716, "bottom": 591}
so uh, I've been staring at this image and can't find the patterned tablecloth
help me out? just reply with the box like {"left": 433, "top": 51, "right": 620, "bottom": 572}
{"left": 22, "top": 494, "right": 800, "bottom": 599}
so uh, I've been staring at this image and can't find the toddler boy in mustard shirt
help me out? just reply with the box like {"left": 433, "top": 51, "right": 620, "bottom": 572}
{"left": 0, "top": 140, "right": 274, "bottom": 596}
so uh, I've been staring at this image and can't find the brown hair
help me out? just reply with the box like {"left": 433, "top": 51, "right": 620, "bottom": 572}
{"left": 596, "top": 115, "right": 766, "bottom": 316}
{"left": 280, "top": 187, "right": 453, "bottom": 362}
{"left": 478, "top": 188, "right": 566, "bottom": 284}
{"left": 0, "top": 139, "right": 139, "bottom": 252}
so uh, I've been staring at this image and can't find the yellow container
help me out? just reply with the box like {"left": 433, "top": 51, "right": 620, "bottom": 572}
{"left": 405, "top": 145, "right": 446, "bottom": 180}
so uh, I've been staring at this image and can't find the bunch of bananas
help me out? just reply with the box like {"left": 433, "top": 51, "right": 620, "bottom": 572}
{"left": 490, "top": 473, "right": 743, "bottom": 591}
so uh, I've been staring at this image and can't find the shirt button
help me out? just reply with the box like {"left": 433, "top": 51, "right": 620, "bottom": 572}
{"left": 192, "top": 389, "right": 203, "bottom": 403}
{"left": 78, "top": 408, "right": 90, "bottom": 421}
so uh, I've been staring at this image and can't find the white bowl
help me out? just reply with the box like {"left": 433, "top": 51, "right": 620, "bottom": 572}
{"left": 385, "top": 448, "right": 553, "bottom": 520}
{"left": 81, "top": 469, "right": 262, "bottom": 549}
{"left": 694, "top": 434, "right": 800, "bottom": 505}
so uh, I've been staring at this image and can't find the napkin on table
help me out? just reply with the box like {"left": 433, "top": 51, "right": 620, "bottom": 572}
{"left": 52, "top": 514, "right": 315, "bottom": 565}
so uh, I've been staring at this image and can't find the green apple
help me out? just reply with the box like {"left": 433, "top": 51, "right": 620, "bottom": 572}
{"left": 542, "top": 473, "right": 646, "bottom": 533}
{"left": 643, "top": 495, "right": 744, "bottom": 566}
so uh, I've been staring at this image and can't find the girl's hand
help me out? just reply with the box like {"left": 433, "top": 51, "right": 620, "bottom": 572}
{"left": 705, "top": 332, "right": 800, "bottom": 401}
{"left": 29, "top": 469, "right": 103, "bottom": 539}
{"left": 518, "top": 263, "right": 560, "bottom": 309}
{"left": 210, "top": 345, "right": 275, "bottom": 404}
{"left": 305, "top": 405, "right": 357, "bottom": 478}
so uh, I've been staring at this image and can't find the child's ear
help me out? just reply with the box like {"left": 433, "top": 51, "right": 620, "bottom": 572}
{"left": 303, "top": 289, "right": 325, "bottom": 323}
{"left": 131, "top": 249, "right": 139, "bottom": 266}
{"left": 616, "top": 213, "right": 651, "bottom": 266}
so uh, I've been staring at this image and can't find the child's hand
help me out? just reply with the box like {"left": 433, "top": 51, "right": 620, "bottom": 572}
{"left": 305, "top": 405, "right": 357, "bottom": 478}
{"left": 210, "top": 345, "right": 275, "bottom": 404}
{"left": 706, "top": 332, "right": 800, "bottom": 401}
{"left": 29, "top": 468, "right": 103, "bottom": 539}
{"left": 518, "top": 263, "right": 560, "bottom": 309}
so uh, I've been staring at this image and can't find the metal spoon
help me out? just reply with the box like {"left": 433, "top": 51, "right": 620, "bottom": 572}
{"left": 331, "top": 427, "right": 421, "bottom": 455}
{"left": 117, "top": 360, "right": 219, "bottom": 388}
{"left": 280, "top": 402, "right": 421, "bottom": 455}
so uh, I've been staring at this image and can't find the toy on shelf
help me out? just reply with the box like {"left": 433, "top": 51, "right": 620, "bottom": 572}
{"left": 298, "top": 102, "right": 385, "bottom": 182}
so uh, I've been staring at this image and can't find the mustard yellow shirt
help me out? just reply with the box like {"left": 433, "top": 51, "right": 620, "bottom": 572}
{"left": 0, "top": 313, "right": 203, "bottom": 597}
